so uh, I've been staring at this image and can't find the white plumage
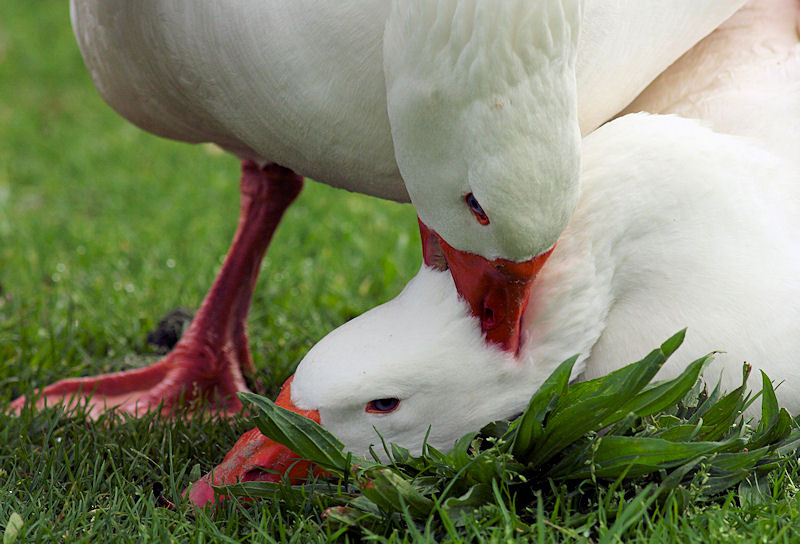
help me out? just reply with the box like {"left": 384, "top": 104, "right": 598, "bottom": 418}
{"left": 19, "top": 1, "right": 750, "bottom": 421}
{"left": 623, "top": 0, "right": 800, "bottom": 166}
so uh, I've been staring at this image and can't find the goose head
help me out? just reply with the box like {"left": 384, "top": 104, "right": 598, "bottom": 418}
{"left": 290, "top": 267, "right": 537, "bottom": 457}
{"left": 384, "top": 0, "right": 583, "bottom": 354}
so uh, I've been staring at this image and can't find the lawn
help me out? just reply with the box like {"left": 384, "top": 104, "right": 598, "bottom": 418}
{"left": 1, "top": 3, "right": 799, "bottom": 543}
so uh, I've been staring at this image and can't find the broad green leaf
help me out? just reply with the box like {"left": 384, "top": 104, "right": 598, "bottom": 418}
{"left": 239, "top": 392, "right": 352, "bottom": 475}
{"left": 660, "top": 329, "right": 688, "bottom": 357}
{"left": 696, "top": 391, "right": 747, "bottom": 441}
{"left": 707, "top": 448, "right": 769, "bottom": 475}
{"left": 460, "top": 452, "right": 508, "bottom": 486}
{"left": 424, "top": 444, "right": 452, "bottom": 466}
{"left": 510, "top": 354, "right": 578, "bottom": 457}
{"left": 691, "top": 365, "right": 751, "bottom": 441}
{"left": 219, "top": 481, "right": 326, "bottom": 502}
{"left": 602, "top": 354, "right": 711, "bottom": 424}
{"left": 227, "top": 335, "right": 800, "bottom": 532}
{"left": 480, "top": 419, "right": 512, "bottom": 440}
{"left": 737, "top": 475, "right": 773, "bottom": 508}
{"left": 347, "top": 495, "right": 384, "bottom": 516}
{"left": 748, "top": 409, "right": 793, "bottom": 451}
{"left": 686, "top": 380, "right": 723, "bottom": 424}
{"left": 747, "top": 372, "right": 793, "bottom": 450}
{"left": 220, "top": 481, "right": 286, "bottom": 500}
{"left": 602, "top": 412, "right": 639, "bottom": 437}
{"left": 390, "top": 443, "right": 412, "bottom": 465}
{"left": 442, "top": 484, "right": 493, "bottom": 511}
{"left": 703, "top": 470, "right": 760, "bottom": 495}
{"left": 652, "top": 414, "right": 682, "bottom": 428}
{"left": 561, "top": 329, "right": 686, "bottom": 412}
{"left": 775, "top": 431, "right": 800, "bottom": 456}
{"left": 551, "top": 435, "right": 745, "bottom": 480}
{"left": 653, "top": 456, "right": 706, "bottom": 499}
{"left": 3, "top": 513, "right": 23, "bottom": 544}
{"left": 323, "top": 505, "right": 379, "bottom": 530}
{"left": 448, "top": 432, "right": 479, "bottom": 471}
{"left": 656, "top": 422, "right": 704, "bottom": 442}
{"left": 758, "top": 370, "right": 780, "bottom": 425}
{"left": 554, "top": 343, "right": 665, "bottom": 412}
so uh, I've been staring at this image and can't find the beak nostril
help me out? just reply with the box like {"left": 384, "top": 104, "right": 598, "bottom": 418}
{"left": 481, "top": 306, "right": 496, "bottom": 330}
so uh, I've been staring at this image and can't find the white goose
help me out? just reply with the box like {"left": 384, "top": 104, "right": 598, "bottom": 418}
{"left": 13, "top": 0, "right": 745, "bottom": 415}
{"left": 190, "top": 113, "right": 800, "bottom": 506}
{"left": 293, "top": 112, "right": 800, "bottom": 446}
{"left": 187, "top": 0, "right": 800, "bottom": 505}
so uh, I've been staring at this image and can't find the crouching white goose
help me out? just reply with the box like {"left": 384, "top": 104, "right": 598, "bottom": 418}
{"left": 188, "top": 111, "right": 800, "bottom": 505}
{"left": 10, "top": 0, "right": 745, "bottom": 416}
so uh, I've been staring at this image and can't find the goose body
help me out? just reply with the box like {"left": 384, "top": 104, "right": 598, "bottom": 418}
{"left": 67, "top": 0, "right": 759, "bottom": 359}
{"left": 71, "top": 0, "right": 744, "bottom": 203}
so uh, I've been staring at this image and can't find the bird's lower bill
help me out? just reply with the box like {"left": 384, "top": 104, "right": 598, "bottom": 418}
{"left": 186, "top": 377, "right": 323, "bottom": 507}
{"left": 418, "top": 219, "right": 553, "bottom": 355}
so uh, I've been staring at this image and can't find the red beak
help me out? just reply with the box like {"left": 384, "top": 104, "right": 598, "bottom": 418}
{"left": 419, "top": 219, "right": 552, "bottom": 355}
{"left": 186, "top": 376, "right": 324, "bottom": 507}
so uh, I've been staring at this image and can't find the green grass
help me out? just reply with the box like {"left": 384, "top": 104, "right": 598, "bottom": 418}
{"left": 1, "top": 3, "right": 799, "bottom": 542}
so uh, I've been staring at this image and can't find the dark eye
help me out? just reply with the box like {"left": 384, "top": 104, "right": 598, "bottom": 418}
{"left": 465, "top": 193, "right": 490, "bottom": 225}
{"left": 366, "top": 398, "right": 400, "bottom": 414}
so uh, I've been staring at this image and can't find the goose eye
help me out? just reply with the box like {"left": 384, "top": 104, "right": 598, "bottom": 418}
{"left": 366, "top": 398, "right": 400, "bottom": 414}
{"left": 465, "top": 193, "right": 490, "bottom": 225}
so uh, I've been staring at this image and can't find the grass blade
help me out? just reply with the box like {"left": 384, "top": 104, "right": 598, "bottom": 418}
{"left": 550, "top": 435, "right": 744, "bottom": 480}
{"left": 359, "top": 468, "right": 434, "bottom": 519}
{"left": 510, "top": 354, "right": 578, "bottom": 457}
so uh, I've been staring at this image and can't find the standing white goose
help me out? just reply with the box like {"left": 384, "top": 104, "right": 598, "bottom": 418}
{"left": 12, "top": 0, "right": 745, "bottom": 415}
{"left": 187, "top": 0, "right": 800, "bottom": 505}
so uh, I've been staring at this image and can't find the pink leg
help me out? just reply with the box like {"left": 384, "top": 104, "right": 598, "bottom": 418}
{"left": 10, "top": 160, "right": 303, "bottom": 418}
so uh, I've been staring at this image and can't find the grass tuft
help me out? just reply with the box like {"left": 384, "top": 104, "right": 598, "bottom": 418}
{"left": 234, "top": 333, "right": 800, "bottom": 541}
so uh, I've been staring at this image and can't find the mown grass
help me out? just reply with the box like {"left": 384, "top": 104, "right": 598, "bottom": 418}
{"left": 1, "top": 3, "right": 798, "bottom": 543}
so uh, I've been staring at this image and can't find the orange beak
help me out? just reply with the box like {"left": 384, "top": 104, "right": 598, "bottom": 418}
{"left": 419, "top": 219, "right": 553, "bottom": 355}
{"left": 186, "top": 377, "right": 324, "bottom": 507}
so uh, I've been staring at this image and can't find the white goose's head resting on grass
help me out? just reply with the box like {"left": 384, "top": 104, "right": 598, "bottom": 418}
{"left": 292, "top": 268, "right": 526, "bottom": 457}
{"left": 187, "top": 112, "right": 800, "bottom": 506}
{"left": 385, "top": 0, "right": 582, "bottom": 354}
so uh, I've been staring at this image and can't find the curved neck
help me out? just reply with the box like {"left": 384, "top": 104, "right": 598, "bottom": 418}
{"left": 384, "top": 0, "right": 584, "bottom": 261}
